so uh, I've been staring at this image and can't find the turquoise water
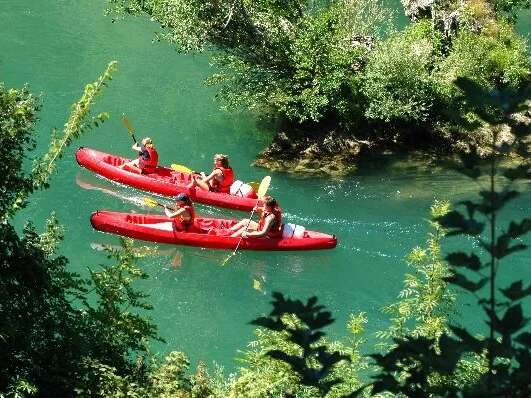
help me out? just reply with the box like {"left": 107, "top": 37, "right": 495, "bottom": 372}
{"left": 2, "top": 0, "right": 529, "bottom": 369}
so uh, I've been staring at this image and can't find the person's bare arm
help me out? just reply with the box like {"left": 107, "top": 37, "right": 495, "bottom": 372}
{"left": 244, "top": 214, "right": 274, "bottom": 238}
{"left": 132, "top": 143, "right": 141, "bottom": 152}
{"left": 201, "top": 169, "right": 222, "bottom": 183}
{"left": 164, "top": 206, "right": 185, "bottom": 218}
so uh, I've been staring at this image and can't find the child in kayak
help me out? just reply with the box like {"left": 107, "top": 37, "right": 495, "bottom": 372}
{"left": 164, "top": 192, "right": 196, "bottom": 231}
{"left": 188, "top": 153, "right": 234, "bottom": 193}
{"left": 229, "top": 196, "right": 282, "bottom": 238}
{"left": 120, "top": 137, "right": 159, "bottom": 174}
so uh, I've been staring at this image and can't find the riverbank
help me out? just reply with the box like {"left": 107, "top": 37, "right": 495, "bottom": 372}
{"left": 253, "top": 105, "right": 531, "bottom": 176}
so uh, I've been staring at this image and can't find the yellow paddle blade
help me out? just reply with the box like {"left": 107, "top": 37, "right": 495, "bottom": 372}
{"left": 121, "top": 114, "right": 135, "bottom": 134}
{"left": 143, "top": 197, "right": 159, "bottom": 208}
{"left": 257, "top": 176, "right": 271, "bottom": 199}
{"left": 253, "top": 279, "right": 262, "bottom": 291}
{"left": 248, "top": 181, "right": 259, "bottom": 191}
{"left": 171, "top": 163, "right": 193, "bottom": 173}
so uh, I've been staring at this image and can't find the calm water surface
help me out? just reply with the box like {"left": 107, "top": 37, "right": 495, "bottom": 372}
{"left": 2, "top": 0, "right": 529, "bottom": 369}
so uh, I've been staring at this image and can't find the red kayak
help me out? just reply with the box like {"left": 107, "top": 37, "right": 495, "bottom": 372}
{"left": 90, "top": 211, "right": 337, "bottom": 251}
{"left": 76, "top": 147, "right": 259, "bottom": 211}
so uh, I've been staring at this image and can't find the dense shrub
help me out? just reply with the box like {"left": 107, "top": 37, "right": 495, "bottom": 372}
{"left": 361, "top": 21, "right": 441, "bottom": 124}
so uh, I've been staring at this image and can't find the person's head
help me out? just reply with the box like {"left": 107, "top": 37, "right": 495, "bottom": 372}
{"left": 263, "top": 195, "right": 278, "bottom": 210}
{"left": 213, "top": 153, "right": 229, "bottom": 168}
{"left": 175, "top": 192, "right": 192, "bottom": 206}
{"left": 142, "top": 137, "right": 154, "bottom": 147}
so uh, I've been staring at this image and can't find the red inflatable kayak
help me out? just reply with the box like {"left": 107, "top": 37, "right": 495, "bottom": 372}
{"left": 90, "top": 211, "right": 337, "bottom": 251}
{"left": 76, "top": 147, "right": 259, "bottom": 211}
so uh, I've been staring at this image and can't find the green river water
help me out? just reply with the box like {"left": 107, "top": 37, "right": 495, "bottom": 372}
{"left": 2, "top": 0, "right": 530, "bottom": 369}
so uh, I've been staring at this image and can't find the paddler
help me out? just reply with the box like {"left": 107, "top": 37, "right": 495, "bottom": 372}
{"left": 119, "top": 137, "right": 159, "bottom": 174}
{"left": 164, "top": 192, "right": 196, "bottom": 231}
{"left": 229, "top": 195, "right": 282, "bottom": 238}
{"left": 188, "top": 153, "right": 234, "bottom": 193}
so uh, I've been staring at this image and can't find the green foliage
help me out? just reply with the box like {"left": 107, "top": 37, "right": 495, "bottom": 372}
{"left": 434, "top": 78, "right": 531, "bottom": 396}
{"left": 4, "top": 61, "right": 117, "bottom": 220}
{"left": 490, "top": 0, "right": 531, "bottom": 21}
{"left": 105, "top": 0, "right": 529, "bottom": 152}
{"left": 361, "top": 78, "right": 531, "bottom": 397}
{"left": 30, "top": 61, "right": 117, "bottom": 192}
{"left": 437, "top": 21, "right": 530, "bottom": 93}
{"left": 85, "top": 238, "right": 161, "bottom": 362}
{"left": 362, "top": 20, "right": 440, "bottom": 124}
{"left": 149, "top": 352, "right": 192, "bottom": 396}
{"left": 107, "top": 0, "right": 391, "bottom": 124}
{"left": 77, "top": 352, "right": 215, "bottom": 397}
{"left": 0, "top": 64, "right": 167, "bottom": 396}
{"left": 0, "top": 84, "right": 39, "bottom": 215}
{"left": 377, "top": 200, "right": 455, "bottom": 344}
{"left": 226, "top": 308, "right": 368, "bottom": 398}
{"left": 251, "top": 293, "right": 354, "bottom": 397}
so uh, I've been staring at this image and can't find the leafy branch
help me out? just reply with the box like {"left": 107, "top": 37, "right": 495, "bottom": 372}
{"left": 8, "top": 60, "right": 118, "bottom": 217}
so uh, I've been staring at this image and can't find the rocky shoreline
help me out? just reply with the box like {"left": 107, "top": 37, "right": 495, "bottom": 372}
{"left": 253, "top": 108, "right": 531, "bottom": 176}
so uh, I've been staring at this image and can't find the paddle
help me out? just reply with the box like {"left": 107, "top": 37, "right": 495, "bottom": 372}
{"left": 121, "top": 113, "right": 138, "bottom": 144}
{"left": 170, "top": 163, "right": 193, "bottom": 173}
{"left": 171, "top": 163, "right": 260, "bottom": 194}
{"left": 221, "top": 175, "right": 271, "bottom": 266}
{"left": 248, "top": 181, "right": 260, "bottom": 191}
{"left": 143, "top": 197, "right": 170, "bottom": 209}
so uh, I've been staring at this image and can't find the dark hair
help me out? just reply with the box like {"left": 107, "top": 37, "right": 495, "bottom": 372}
{"left": 264, "top": 195, "right": 277, "bottom": 209}
{"left": 175, "top": 192, "right": 192, "bottom": 205}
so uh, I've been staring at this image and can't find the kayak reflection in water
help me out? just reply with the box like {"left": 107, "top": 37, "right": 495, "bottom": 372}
{"left": 119, "top": 137, "right": 159, "bottom": 174}
{"left": 188, "top": 153, "right": 234, "bottom": 193}
{"left": 164, "top": 192, "right": 197, "bottom": 232}
{"left": 229, "top": 196, "right": 283, "bottom": 238}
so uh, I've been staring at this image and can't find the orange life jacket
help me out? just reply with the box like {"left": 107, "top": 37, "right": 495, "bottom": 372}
{"left": 259, "top": 207, "right": 282, "bottom": 238}
{"left": 139, "top": 146, "right": 158, "bottom": 174}
{"left": 211, "top": 166, "right": 234, "bottom": 193}
{"left": 172, "top": 203, "right": 195, "bottom": 231}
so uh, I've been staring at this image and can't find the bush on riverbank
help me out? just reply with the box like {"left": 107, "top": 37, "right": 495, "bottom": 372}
{"left": 106, "top": 0, "right": 530, "bottom": 173}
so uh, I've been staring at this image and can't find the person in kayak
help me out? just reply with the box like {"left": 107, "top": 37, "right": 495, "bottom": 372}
{"left": 229, "top": 196, "right": 282, "bottom": 238}
{"left": 164, "top": 192, "right": 196, "bottom": 231}
{"left": 188, "top": 153, "right": 234, "bottom": 193}
{"left": 119, "top": 137, "right": 159, "bottom": 174}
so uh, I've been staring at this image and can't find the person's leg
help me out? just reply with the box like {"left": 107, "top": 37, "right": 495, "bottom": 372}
{"left": 193, "top": 175, "right": 211, "bottom": 191}
{"left": 119, "top": 159, "right": 141, "bottom": 174}
{"left": 228, "top": 219, "right": 251, "bottom": 231}
{"left": 230, "top": 220, "right": 258, "bottom": 237}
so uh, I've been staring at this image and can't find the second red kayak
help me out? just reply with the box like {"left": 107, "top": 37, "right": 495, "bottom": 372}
{"left": 91, "top": 210, "right": 337, "bottom": 251}
{"left": 76, "top": 147, "right": 259, "bottom": 211}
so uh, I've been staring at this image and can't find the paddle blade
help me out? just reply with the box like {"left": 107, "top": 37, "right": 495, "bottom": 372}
{"left": 257, "top": 176, "right": 271, "bottom": 199}
{"left": 121, "top": 114, "right": 135, "bottom": 134}
{"left": 221, "top": 253, "right": 233, "bottom": 266}
{"left": 143, "top": 197, "right": 159, "bottom": 208}
{"left": 248, "top": 181, "right": 259, "bottom": 191}
{"left": 171, "top": 163, "right": 193, "bottom": 173}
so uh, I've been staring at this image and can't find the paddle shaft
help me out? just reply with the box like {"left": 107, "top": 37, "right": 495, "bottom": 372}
{"left": 231, "top": 207, "right": 258, "bottom": 255}
{"left": 121, "top": 114, "right": 137, "bottom": 144}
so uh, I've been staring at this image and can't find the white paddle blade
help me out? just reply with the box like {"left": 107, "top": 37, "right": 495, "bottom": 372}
{"left": 257, "top": 176, "right": 271, "bottom": 199}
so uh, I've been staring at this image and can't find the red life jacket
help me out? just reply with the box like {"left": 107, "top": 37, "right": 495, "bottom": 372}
{"left": 139, "top": 146, "right": 158, "bottom": 174}
{"left": 211, "top": 166, "right": 234, "bottom": 193}
{"left": 172, "top": 204, "right": 195, "bottom": 231}
{"left": 259, "top": 207, "right": 282, "bottom": 238}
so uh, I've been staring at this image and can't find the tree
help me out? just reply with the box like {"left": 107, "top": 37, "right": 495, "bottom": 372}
{"left": 0, "top": 62, "right": 165, "bottom": 396}
{"left": 361, "top": 78, "right": 531, "bottom": 397}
